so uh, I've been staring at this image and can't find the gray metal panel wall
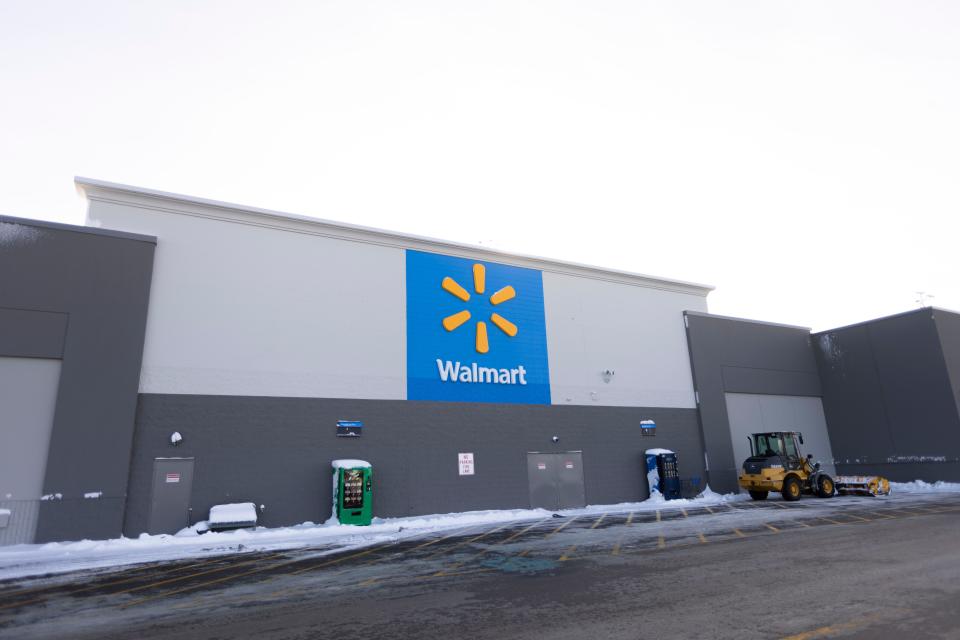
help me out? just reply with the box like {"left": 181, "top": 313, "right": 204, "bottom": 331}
{"left": 0, "top": 308, "right": 67, "bottom": 358}
{"left": 124, "top": 395, "right": 704, "bottom": 536}
{"left": 0, "top": 216, "right": 155, "bottom": 543}
{"left": 683, "top": 312, "right": 822, "bottom": 493}
{"left": 934, "top": 309, "right": 960, "bottom": 424}
{"left": 812, "top": 308, "right": 960, "bottom": 481}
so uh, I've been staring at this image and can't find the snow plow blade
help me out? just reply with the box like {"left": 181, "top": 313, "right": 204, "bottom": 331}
{"left": 834, "top": 475, "right": 891, "bottom": 496}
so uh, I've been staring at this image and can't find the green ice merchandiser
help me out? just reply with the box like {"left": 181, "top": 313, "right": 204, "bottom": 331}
{"left": 332, "top": 460, "right": 373, "bottom": 526}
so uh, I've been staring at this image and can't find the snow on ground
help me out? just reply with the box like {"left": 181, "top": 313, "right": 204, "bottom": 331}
{"left": 889, "top": 480, "right": 960, "bottom": 493}
{"left": 1, "top": 481, "right": 957, "bottom": 582}
{"left": 0, "top": 488, "right": 740, "bottom": 582}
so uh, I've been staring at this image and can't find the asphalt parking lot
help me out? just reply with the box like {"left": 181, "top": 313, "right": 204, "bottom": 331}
{"left": 2, "top": 491, "right": 959, "bottom": 640}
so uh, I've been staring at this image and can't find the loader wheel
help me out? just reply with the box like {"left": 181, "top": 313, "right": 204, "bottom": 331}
{"left": 748, "top": 490, "right": 768, "bottom": 501}
{"left": 817, "top": 476, "right": 835, "bottom": 498}
{"left": 781, "top": 476, "right": 802, "bottom": 501}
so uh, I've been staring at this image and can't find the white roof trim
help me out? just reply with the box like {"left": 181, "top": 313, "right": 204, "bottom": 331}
{"left": 75, "top": 177, "right": 714, "bottom": 297}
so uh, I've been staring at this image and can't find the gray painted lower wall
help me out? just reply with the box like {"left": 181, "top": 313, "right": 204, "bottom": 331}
{"left": 124, "top": 395, "right": 705, "bottom": 537}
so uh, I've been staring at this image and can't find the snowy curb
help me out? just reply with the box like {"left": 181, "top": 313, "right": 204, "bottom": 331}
{"left": 1, "top": 481, "right": 957, "bottom": 581}
{"left": 0, "top": 488, "right": 739, "bottom": 581}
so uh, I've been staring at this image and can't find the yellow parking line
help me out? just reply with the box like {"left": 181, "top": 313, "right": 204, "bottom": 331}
{"left": 173, "top": 522, "right": 503, "bottom": 610}
{"left": 107, "top": 550, "right": 299, "bottom": 603}
{"left": 681, "top": 509, "right": 689, "bottom": 518}
{"left": 433, "top": 519, "right": 549, "bottom": 576}
{"left": 773, "top": 502, "right": 788, "bottom": 509}
{"left": 559, "top": 545, "right": 577, "bottom": 561}
{"left": 590, "top": 514, "right": 606, "bottom": 529}
{"left": 765, "top": 523, "right": 780, "bottom": 533}
{"left": 820, "top": 517, "right": 844, "bottom": 525}
{"left": 705, "top": 506, "right": 715, "bottom": 514}
{"left": 0, "top": 551, "right": 269, "bottom": 607}
{"left": 610, "top": 512, "right": 633, "bottom": 557}
{"left": 122, "top": 540, "right": 394, "bottom": 609}
{"left": 656, "top": 510, "right": 661, "bottom": 522}
{"left": 500, "top": 518, "right": 551, "bottom": 544}
{"left": 360, "top": 523, "right": 507, "bottom": 584}
{"left": 544, "top": 516, "right": 580, "bottom": 539}
{"left": 779, "top": 611, "right": 890, "bottom": 640}
{"left": 910, "top": 506, "right": 941, "bottom": 514}
{"left": 173, "top": 522, "right": 491, "bottom": 610}
{"left": 657, "top": 535, "right": 665, "bottom": 549}
{"left": 733, "top": 528, "right": 746, "bottom": 538}
{"left": 698, "top": 532, "right": 708, "bottom": 544}
{"left": 419, "top": 521, "right": 514, "bottom": 563}
{"left": 847, "top": 514, "right": 871, "bottom": 522}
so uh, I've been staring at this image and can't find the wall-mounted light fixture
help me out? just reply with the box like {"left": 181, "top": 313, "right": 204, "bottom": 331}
{"left": 601, "top": 369, "right": 615, "bottom": 383}
{"left": 170, "top": 431, "right": 183, "bottom": 446}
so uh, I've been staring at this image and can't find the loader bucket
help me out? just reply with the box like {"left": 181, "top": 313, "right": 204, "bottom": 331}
{"left": 834, "top": 475, "right": 891, "bottom": 496}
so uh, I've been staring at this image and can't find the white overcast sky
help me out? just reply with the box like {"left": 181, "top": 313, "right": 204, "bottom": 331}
{"left": 2, "top": 1, "right": 958, "bottom": 331}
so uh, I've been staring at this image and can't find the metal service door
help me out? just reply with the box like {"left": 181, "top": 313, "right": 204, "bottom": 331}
{"left": 527, "top": 452, "right": 586, "bottom": 511}
{"left": 556, "top": 452, "right": 586, "bottom": 509}
{"left": 527, "top": 453, "right": 559, "bottom": 510}
{"left": 148, "top": 458, "right": 194, "bottom": 534}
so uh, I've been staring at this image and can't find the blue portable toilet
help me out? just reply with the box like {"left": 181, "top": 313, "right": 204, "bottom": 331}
{"left": 645, "top": 448, "right": 682, "bottom": 500}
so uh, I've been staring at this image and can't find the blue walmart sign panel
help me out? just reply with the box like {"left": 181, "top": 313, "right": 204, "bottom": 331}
{"left": 406, "top": 250, "right": 551, "bottom": 404}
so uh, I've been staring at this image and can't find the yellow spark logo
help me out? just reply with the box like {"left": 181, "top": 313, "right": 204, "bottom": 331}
{"left": 440, "top": 263, "right": 518, "bottom": 354}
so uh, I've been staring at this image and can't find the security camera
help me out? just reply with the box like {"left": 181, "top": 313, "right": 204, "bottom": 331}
{"left": 551, "top": 436, "right": 560, "bottom": 443}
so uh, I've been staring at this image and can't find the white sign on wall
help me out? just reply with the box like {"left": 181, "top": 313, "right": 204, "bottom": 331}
{"left": 458, "top": 452, "right": 475, "bottom": 476}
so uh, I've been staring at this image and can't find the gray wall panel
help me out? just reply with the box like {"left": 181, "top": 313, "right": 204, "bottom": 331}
{"left": 934, "top": 309, "right": 960, "bottom": 423}
{"left": 813, "top": 308, "right": 960, "bottom": 481}
{"left": 36, "top": 499, "right": 126, "bottom": 543}
{"left": 0, "top": 500, "right": 40, "bottom": 546}
{"left": 684, "top": 312, "right": 822, "bottom": 493}
{"left": 721, "top": 366, "right": 821, "bottom": 397}
{"left": 0, "top": 216, "right": 155, "bottom": 543}
{"left": 125, "top": 395, "right": 704, "bottom": 536}
{"left": 0, "top": 357, "right": 62, "bottom": 509}
{"left": 0, "top": 308, "right": 67, "bottom": 358}
{"left": 835, "top": 461, "right": 960, "bottom": 483}
{"left": 725, "top": 393, "right": 835, "bottom": 476}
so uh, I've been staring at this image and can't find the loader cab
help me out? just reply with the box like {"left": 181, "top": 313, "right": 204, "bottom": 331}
{"left": 747, "top": 432, "right": 805, "bottom": 470}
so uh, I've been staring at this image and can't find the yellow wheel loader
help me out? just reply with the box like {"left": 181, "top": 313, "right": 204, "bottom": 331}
{"left": 738, "top": 431, "right": 890, "bottom": 500}
{"left": 738, "top": 432, "right": 839, "bottom": 501}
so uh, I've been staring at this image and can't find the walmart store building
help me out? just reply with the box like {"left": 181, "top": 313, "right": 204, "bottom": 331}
{"left": 2, "top": 178, "right": 958, "bottom": 545}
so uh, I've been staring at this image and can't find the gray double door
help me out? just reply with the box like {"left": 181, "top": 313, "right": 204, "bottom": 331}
{"left": 526, "top": 451, "right": 586, "bottom": 511}
{"left": 148, "top": 458, "right": 195, "bottom": 534}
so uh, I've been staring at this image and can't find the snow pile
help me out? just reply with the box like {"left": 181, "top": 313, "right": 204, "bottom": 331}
{"left": 208, "top": 502, "right": 258, "bottom": 528}
{"left": 331, "top": 459, "right": 371, "bottom": 469}
{"left": 0, "top": 488, "right": 742, "bottom": 581}
{"left": 890, "top": 480, "right": 960, "bottom": 493}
